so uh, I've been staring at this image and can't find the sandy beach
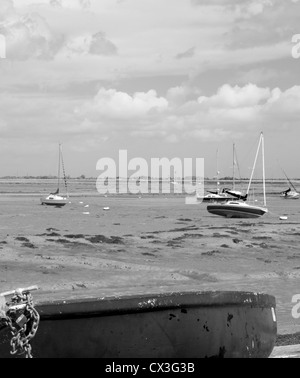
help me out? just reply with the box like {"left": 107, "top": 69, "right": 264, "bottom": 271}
{"left": 0, "top": 179, "right": 300, "bottom": 337}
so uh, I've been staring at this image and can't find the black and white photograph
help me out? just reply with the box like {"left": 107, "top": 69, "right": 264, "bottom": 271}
{"left": 0, "top": 0, "right": 300, "bottom": 361}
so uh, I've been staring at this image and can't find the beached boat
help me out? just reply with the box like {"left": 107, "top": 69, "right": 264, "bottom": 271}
{"left": 199, "top": 191, "right": 232, "bottom": 203}
{"left": 279, "top": 168, "right": 299, "bottom": 199}
{"left": 207, "top": 200, "right": 268, "bottom": 219}
{"left": 198, "top": 149, "right": 236, "bottom": 203}
{"left": 0, "top": 287, "right": 277, "bottom": 358}
{"left": 40, "top": 144, "right": 69, "bottom": 207}
{"left": 280, "top": 188, "right": 300, "bottom": 200}
{"left": 207, "top": 132, "right": 268, "bottom": 218}
{"left": 222, "top": 143, "right": 245, "bottom": 198}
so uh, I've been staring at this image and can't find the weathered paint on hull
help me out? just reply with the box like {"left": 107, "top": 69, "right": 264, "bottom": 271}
{"left": 207, "top": 205, "right": 267, "bottom": 218}
{"left": 0, "top": 291, "right": 277, "bottom": 358}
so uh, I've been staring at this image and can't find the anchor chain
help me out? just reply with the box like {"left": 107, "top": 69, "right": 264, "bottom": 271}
{"left": 0, "top": 288, "right": 40, "bottom": 358}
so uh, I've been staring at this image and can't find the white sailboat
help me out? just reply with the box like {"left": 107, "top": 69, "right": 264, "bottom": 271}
{"left": 223, "top": 143, "right": 244, "bottom": 198}
{"left": 40, "top": 144, "right": 69, "bottom": 207}
{"left": 198, "top": 149, "right": 232, "bottom": 203}
{"left": 280, "top": 168, "right": 299, "bottom": 200}
{"left": 207, "top": 133, "right": 268, "bottom": 218}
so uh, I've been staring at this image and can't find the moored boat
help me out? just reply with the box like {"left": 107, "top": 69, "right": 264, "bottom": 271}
{"left": 207, "top": 200, "right": 268, "bottom": 219}
{"left": 207, "top": 132, "right": 268, "bottom": 219}
{"left": 40, "top": 194, "right": 68, "bottom": 207}
{"left": 40, "top": 144, "right": 69, "bottom": 207}
{"left": 0, "top": 289, "right": 277, "bottom": 358}
{"left": 279, "top": 166, "right": 299, "bottom": 200}
{"left": 280, "top": 188, "right": 300, "bottom": 200}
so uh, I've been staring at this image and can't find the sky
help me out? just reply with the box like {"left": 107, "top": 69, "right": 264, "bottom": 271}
{"left": 0, "top": 0, "right": 300, "bottom": 178}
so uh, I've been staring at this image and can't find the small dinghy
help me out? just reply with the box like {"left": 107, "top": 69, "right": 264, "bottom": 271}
{"left": 0, "top": 288, "right": 277, "bottom": 358}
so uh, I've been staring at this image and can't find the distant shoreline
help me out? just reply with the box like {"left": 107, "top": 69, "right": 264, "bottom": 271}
{"left": 0, "top": 177, "right": 297, "bottom": 182}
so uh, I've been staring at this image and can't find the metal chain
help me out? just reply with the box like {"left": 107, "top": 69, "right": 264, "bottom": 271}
{"left": 1, "top": 291, "right": 40, "bottom": 358}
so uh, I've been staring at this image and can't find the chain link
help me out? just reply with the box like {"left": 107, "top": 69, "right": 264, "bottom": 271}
{"left": 0, "top": 291, "right": 40, "bottom": 358}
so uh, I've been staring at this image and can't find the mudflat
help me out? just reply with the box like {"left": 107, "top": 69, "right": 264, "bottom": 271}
{"left": 0, "top": 181, "right": 300, "bottom": 336}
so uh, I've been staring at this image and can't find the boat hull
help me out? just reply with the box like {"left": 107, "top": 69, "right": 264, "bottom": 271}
{"left": 281, "top": 194, "right": 300, "bottom": 200}
{"left": 0, "top": 291, "right": 277, "bottom": 358}
{"left": 200, "top": 197, "right": 231, "bottom": 203}
{"left": 40, "top": 198, "right": 68, "bottom": 207}
{"left": 207, "top": 203, "right": 267, "bottom": 218}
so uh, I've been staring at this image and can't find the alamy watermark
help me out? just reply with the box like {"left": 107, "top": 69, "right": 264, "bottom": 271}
{"left": 0, "top": 34, "right": 6, "bottom": 59}
{"left": 292, "top": 34, "right": 300, "bottom": 59}
{"left": 96, "top": 150, "right": 204, "bottom": 204}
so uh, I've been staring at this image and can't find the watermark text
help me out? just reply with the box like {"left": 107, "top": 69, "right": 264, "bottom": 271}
{"left": 96, "top": 150, "right": 204, "bottom": 203}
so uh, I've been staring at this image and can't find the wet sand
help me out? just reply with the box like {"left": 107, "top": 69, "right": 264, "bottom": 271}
{"left": 1, "top": 190, "right": 300, "bottom": 336}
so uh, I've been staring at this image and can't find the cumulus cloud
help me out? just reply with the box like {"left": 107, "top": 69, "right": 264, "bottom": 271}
{"left": 198, "top": 84, "right": 270, "bottom": 108}
{"left": 76, "top": 83, "right": 300, "bottom": 144}
{"left": 80, "top": 88, "right": 169, "bottom": 120}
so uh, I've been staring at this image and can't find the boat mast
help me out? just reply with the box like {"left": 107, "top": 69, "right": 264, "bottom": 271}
{"left": 247, "top": 132, "right": 263, "bottom": 196}
{"left": 233, "top": 143, "right": 235, "bottom": 190}
{"left": 216, "top": 148, "right": 220, "bottom": 194}
{"left": 281, "top": 167, "right": 298, "bottom": 192}
{"left": 60, "top": 144, "right": 69, "bottom": 197}
{"left": 57, "top": 144, "right": 61, "bottom": 193}
{"left": 261, "top": 133, "right": 266, "bottom": 207}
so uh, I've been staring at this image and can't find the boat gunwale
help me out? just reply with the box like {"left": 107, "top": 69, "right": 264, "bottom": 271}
{"left": 35, "top": 291, "right": 276, "bottom": 320}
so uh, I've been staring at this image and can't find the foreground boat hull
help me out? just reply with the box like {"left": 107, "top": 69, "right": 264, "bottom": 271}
{"left": 207, "top": 203, "right": 268, "bottom": 218}
{"left": 0, "top": 291, "right": 277, "bottom": 358}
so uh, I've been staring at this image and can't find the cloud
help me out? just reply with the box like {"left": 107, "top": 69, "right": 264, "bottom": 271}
{"left": 89, "top": 32, "right": 117, "bottom": 56}
{"left": 63, "top": 31, "right": 117, "bottom": 57}
{"left": 0, "top": 1, "right": 64, "bottom": 60}
{"left": 0, "top": 0, "right": 15, "bottom": 22}
{"left": 76, "top": 83, "right": 300, "bottom": 144}
{"left": 49, "top": 0, "right": 63, "bottom": 8}
{"left": 79, "top": 0, "right": 91, "bottom": 9}
{"left": 49, "top": 0, "right": 91, "bottom": 9}
{"left": 80, "top": 88, "right": 169, "bottom": 120}
{"left": 198, "top": 83, "right": 270, "bottom": 108}
{"left": 176, "top": 47, "right": 196, "bottom": 60}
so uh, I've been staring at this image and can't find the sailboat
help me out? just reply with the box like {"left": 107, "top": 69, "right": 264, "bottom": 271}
{"left": 40, "top": 144, "right": 69, "bottom": 207}
{"left": 280, "top": 168, "right": 299, "bottom": 200}
{"left": 222, "top": 143, "right": 244, "bottom": 198}
{"left": 207, "top": 132, "right": 268, "bottom": 218}
{"left": 198, "top": 149, "right": 233, "bottom": 203}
